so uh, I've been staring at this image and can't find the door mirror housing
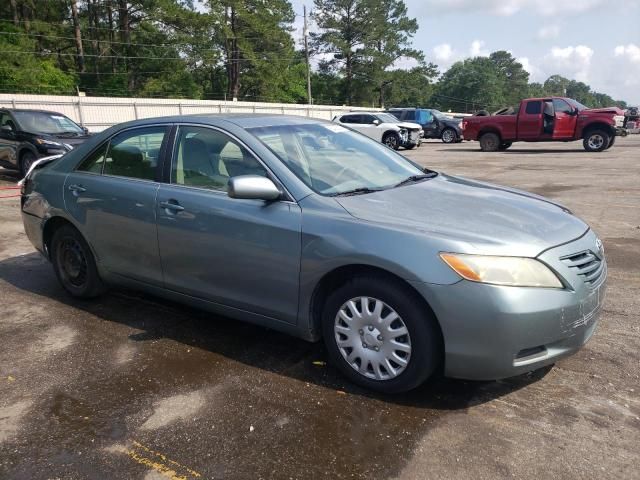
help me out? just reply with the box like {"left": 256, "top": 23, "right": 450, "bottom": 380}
{"left": 372, "top": 119, "right": 381, "bottom": 125}
{"left": 83, "top": 127, "right": 90, "bottom": 135}
{"left": 228, "top": 175, "right": 282, "bottom": 201}
{"left": 1, "top": 124, "right": 14, "bottom": 133}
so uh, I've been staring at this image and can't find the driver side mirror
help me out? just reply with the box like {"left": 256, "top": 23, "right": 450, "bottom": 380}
{"left": 1, "top": 125, "right": 14, "bottom": 133}
{"left": 372, "top": 119, "right": 381, "bottom": 125}
{"left": 568, "top": 109, "right": 579, "bottom": 116}
{"left": 83, "top": 127, "right": 90, "bottom": 135}
{"left": 228, "top": 175, "right": 282, "bottom": 201}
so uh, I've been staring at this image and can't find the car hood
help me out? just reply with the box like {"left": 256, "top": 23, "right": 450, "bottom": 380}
{"left": 396, "top": 122, "right": 422, "bottom": 130}
{"left": 581, "top": 107, "right": 625, "bottom": 116}
{"left": 335, "top": 173, "right": 589, "bottom": 257}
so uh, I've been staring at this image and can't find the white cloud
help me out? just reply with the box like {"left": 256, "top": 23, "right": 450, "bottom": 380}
{"left": 432, "top": 43, "right": 454, "bottom": 62}
{"left": 469, "top": 40, "right": 489, "bottom": 57}
{"left": 614, "top": 44, "right": 640, "bottom": 63}
{"left": 542, "top": 45, "right": 594, "bottom": 82}
{"left": 537, "top": 24, "right": 560, "bottom": 40}
{"left": 413, "top": 0, "right": 627, "bottom": 17}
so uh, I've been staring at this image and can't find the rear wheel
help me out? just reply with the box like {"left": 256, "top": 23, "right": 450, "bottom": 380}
{"left": 19, "top": 151, "right": 37, "bottom": 177}
{"left": 441, "top": 128, "right": 457, "bottom": 144}
{"left": 322, "top": 275, "right": 441, "bottom": 393}
{"left": 479, "top": 132, "right": 500, "bottom": 152}
{"left": 51, "top": 225, "right": 106, "bottom": 298}
{"left": 583, "top": 129, "right": 610, "bottom": 152}
{"left": 382, "top": 132, "right": 401, "bottom": 150}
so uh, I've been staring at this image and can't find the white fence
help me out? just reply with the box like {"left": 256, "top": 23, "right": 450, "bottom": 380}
{"left": 0, "top": 94, "right": 381, "bottom": 132}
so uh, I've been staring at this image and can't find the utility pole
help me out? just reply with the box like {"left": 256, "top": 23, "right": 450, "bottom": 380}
{"left": 303, "top": 5, "right": 312, "bottom": 105}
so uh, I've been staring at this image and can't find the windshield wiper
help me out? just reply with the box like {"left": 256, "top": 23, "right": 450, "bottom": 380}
{"left": 330, "top": 187, "right": 384, "bottom": 197}
{"left": 393, "top": 172, "right": 437, "bottom": 188}
{"left": 56, "top": 131, "right": 82, "bottom": 137}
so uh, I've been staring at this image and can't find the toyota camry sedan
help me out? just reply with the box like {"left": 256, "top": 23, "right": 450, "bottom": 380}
{"left": 20, "top": 114, "right": 607, "bottom": 393}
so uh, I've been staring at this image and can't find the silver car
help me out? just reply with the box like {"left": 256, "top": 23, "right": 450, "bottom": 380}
{"left": 21, "top": 115, "right": 606, "bottom": 393}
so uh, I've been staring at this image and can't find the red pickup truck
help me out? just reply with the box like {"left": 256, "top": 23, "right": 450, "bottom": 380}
{"left": 462, "top": 97, "right": 626, "bottom": 152}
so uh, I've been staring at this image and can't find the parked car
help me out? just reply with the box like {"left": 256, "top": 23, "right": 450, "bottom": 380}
{"left": 332, "top": 112, "right": 422, "bottom": 150}
{"left": 21, "top": 114, "right": 606, "bottom": 393}
{"left": 0, "top": 108, "right": 91, "bottom": 176}
{"left": 462, "top": 97, "right": 627, "bottom": 152}
{"left": 387, "top": 108, "right": 463, "bottom": 143}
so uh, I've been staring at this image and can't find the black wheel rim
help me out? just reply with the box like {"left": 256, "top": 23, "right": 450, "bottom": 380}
{"left": 57, "top": 237, "right": 87, "bottom": 288}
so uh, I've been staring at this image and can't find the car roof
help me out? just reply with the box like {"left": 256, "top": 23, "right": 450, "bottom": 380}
{"left": 0, "top": 108, "right": 68, "bottom": 115}
{"left": 108, "top": 113, "right": 331, "bottom": 130}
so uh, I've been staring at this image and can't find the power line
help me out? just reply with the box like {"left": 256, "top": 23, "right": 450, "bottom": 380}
{"left": 0, "top": 30, "right": 297, "bottom": 52}
{"left": 2, "top": 49, "right": 303, "bottom": 62}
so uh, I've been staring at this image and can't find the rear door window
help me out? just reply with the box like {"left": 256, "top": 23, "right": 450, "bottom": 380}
{"left": 525, "top": 101, "right": 542, "bottom": 115}
{"left": 103, "top": 127, "right": 168, "bottom": 181}
{"left": 403, "top": 110, "right": 416, "bottom": 121}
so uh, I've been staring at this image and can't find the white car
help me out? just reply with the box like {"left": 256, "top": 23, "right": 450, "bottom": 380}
{"left": 333, "top": 112, "right": 423, "bottom": 150}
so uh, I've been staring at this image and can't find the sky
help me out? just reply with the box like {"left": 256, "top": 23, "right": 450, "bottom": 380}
{"left": 290, "top": 0, "right": 640, "bottom": 104}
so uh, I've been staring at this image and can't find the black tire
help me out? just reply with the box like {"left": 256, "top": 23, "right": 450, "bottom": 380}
{"left": 382, "top": 132, "right": 401, "bottom": 150}
{"left": 19, "top": 151, "right": 37, "bottom": 177}
{"left": 321, "top": 275, "right": 441, "bottom": 393}
{"left": 441, "top": 128, "right": 457, "bottom": 144}
{"left": 605, "top": 135, "right": 616, "bottom": 150}
{"left": 583, "top": 129, "right": 610, "bottom": 152}
{"left": 479, "top": 132, "right": 500, "bottom": 152}
{"left": 498, "top": 142, "right": 512, "bottom": 151}
{"left": 51, "top": 224, "right": 106, "bottom": 298}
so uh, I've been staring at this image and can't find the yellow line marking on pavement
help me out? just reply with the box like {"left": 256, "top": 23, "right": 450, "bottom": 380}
{"left": 116, "top": 441, "right": 202, "bottom": 479}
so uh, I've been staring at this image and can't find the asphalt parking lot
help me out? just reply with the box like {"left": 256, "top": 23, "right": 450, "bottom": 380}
{"left": 1, "top": 136, "right": 639, "bottom": 479}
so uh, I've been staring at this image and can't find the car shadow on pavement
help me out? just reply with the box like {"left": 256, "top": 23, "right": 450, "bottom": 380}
{"left": 441, "top": 148, "right": 586, "bottom": 154}
{"left": 0, "top": 252, "right": 552, "bottom": 410}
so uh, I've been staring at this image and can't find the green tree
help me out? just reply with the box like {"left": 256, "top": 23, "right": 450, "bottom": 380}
{"left": 384, "top": 63, "right": 438, "bottom": 107}
{"left": 489, "top": 50, "right": 529, "bottom": 105}
{"left": 434, "top": 57, "right": 504, "bottom": 112}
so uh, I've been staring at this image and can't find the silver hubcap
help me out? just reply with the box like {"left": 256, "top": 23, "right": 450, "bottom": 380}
{"left": 442, "top": 130, "right": 455, "bottom": 142}
{"left": 384, "top": 136, "right": 397, "bottom": 148}
{"left": 334, "top": 296, "right": 412, "bottom": 381}
{"left": 588, "top": 134, "right": 605, "bottom": 150}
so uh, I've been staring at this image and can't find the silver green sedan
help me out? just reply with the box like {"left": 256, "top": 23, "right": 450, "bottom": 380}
{"left": 20, "top": 114, "right": 606, "bottom": 393}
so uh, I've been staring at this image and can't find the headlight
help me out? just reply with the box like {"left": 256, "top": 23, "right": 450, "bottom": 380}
{"left": 439, "top": 253, "right": 563, "bottom": 288}
{"left": 35, "top": 138, "right": 63, "bottom": 148}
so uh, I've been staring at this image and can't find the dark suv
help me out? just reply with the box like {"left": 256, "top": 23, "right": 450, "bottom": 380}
{"left": 387, "top": 108, "right": 463, "bottom": 143}
{"left": 0, "top": 108, "right": 91, "bottom": 176}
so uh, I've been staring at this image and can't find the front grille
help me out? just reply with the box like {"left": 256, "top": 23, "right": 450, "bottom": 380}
{"left": 561, "top": 250, "right": 604, "bottom": 286}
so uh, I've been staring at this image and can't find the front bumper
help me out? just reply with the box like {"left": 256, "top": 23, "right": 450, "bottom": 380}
{"left": 412, "top": 229, "right": 607, "bottom": 380}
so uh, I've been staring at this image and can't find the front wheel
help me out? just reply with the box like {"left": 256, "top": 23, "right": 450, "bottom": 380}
{"left": 382, "top": 132, "right": 401, "bottom": 150}
{"left": 20, "top": 151, "right": 37, "bottom": 177}
{"left": 51, "top": 225, "right": 106, "bottom": 298}
{"left": 441, "top": 128, "right": 457, "bottom": 144}
{"left": 583, "top": 129, "right": 610, "bottom": 152}
{"left": 322, "top": 275, "right": 441, "bottom": 393}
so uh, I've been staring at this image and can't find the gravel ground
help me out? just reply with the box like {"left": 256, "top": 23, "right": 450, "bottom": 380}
{"left": 1, "top": 135, "right": 638, "bottom": 479}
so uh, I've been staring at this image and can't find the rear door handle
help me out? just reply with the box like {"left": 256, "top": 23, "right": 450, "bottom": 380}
{"left": 68, "top": 184, "right": 86, "bottom": 193}
{"left": 159, "top": 200, "right": 185, "bottom": 212}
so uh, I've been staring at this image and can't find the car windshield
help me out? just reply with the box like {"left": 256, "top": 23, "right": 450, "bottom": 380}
{"left": 566, "top": 99, "right": 588, "bottom": 111}
{"left": 12, "top": 111, "right": 84, "bottom": 135}
{"left": 249, "top": 123, "right": 427, "bottom": 196}
{"left": 375, "top": 113, "right": 402, "bottom": 123}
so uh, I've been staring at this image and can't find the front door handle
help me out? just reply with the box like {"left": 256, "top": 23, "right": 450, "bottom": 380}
{"left": 68, "top": 184, "right": 86, "bottom": 194}
{"left": 159, "top": 200, "right": 185, "bottom": 213}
